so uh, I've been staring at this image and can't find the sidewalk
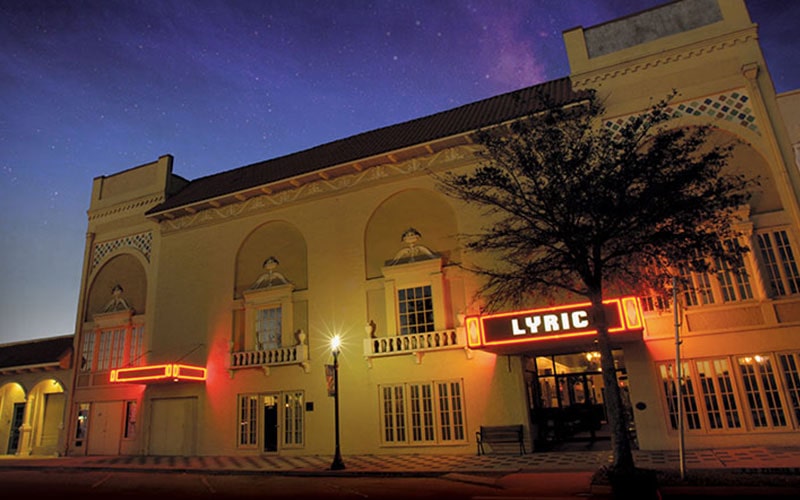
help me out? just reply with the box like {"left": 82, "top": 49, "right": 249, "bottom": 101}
{"left": 1, "top": 446, "right": 799, "bottom": 476}
{"left": 1, "top": 447, "right": 799, "bottom": 498}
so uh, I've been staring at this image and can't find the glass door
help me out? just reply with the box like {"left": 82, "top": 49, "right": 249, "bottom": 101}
{"left": 262, "top": 395, "right": 279, "bottom": 453}
{"left": 525, "top": 350, "right": 630, "bottom": 451}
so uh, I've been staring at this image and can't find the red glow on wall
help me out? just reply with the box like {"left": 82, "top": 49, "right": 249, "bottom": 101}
{"left": 110, "top": 363, "right": 207, "bottom": 383}
{"left": 466, "top": 296, "right": 644, "bottom": 349}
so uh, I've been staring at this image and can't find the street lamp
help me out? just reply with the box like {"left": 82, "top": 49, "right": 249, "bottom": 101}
{"left": 330, "top": 335, "right": 346, "bottom": 470}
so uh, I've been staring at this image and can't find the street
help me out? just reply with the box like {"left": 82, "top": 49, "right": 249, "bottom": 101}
{"left": 0, "top": 469, "right": 534, "bottom": 499}
{"left": 0, "top": 469, "right": 602, "bottom": 499}
{"left": 3, "top": 467, "right": 799, "bottom": 499}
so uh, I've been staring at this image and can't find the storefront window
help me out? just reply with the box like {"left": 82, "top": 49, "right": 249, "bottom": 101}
{"left": 74, "top": 404, "right": 89, "bottom": 447}
{"left": 124, "top": 400, "right": 138, "bottom": 438}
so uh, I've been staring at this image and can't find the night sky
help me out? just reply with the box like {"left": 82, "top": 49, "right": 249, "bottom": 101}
{"left": 1, "top": 0, "right": 798, "bottom": 344}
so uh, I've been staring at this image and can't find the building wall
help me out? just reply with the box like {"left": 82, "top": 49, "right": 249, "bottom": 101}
{"left": 64, "top": 0, "right": 800, "bottom": 457}
{"left": 0, "top": 371, "right": 71, "bottom": 456}
{"left": 565, "top": 0, "right": 800, "bottom": 450}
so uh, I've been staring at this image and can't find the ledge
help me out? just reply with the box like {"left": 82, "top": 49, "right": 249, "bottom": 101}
{"left": 363, "top": 329, "right": 472, "bottom": 367}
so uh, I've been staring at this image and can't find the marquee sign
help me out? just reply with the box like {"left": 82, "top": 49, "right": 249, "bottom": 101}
{"left": 465, "top": 297, "right": 643, "bottom": 350}
{"left": 110, "top": 363, "right": 207, "bottom": 383}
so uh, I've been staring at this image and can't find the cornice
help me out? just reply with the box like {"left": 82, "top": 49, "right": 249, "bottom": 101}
{"left": 158, "top": 145, "right": 479, "bottom": 233}
{"left": 88, "top": 193, "right": 166, "bottom": 223}
{"left": 571, "top": 30, "right": 757, "bottom": 89}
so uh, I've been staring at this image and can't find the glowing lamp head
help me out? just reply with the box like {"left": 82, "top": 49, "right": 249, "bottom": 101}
{"left": 330, "top": 335, "right": 342, "bottom": 354}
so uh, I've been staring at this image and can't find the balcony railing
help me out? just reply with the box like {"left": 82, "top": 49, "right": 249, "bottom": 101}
{"left": 230, "top": 344, "right": 310, "bottom": 376}
{"left": 363, "top": 328, "right": 471, "bottom": 366}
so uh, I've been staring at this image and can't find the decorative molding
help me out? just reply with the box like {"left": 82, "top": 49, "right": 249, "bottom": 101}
{"left": 88, "top": 194, "right": 166, "bottom": 222}
{"left": 572, "top": 33, "right": 757, "bottom": 88}
{"left": 159, "top": 145, "right": 478, "bottom": 232}
{"left": 91, "top": 231, "right": 152, "bottom": 271}
{"left": 603, "top": 89, "right": 759, "bottom": 137}
{"left": 387, "top": 228, "right": 438, "bottom": 265}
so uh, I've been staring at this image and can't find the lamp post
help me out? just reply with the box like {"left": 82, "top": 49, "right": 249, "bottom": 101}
{"left": 330, "top": 335, "right": 346, "bottom": 470}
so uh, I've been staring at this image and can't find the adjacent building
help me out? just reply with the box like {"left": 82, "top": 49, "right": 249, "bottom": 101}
{"left": 0, "top": 336, "right": 73, "bottom": 456}
{"left": 2, "top": 0, "right": 798, "bottom": 458}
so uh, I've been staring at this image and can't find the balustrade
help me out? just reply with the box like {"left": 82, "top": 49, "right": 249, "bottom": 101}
{"left": 230, "top": 344, "right": 309, "bottom": 374}
{"left": 363, "top": 329, "right": 471, "bottom": 365}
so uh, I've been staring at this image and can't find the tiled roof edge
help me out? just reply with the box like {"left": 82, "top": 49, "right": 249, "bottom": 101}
{"left": 146, "top": 77, "right": 584, "bottom": 215}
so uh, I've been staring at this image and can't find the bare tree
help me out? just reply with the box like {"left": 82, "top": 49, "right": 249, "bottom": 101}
{"left": 436, "top": 90, "right": 756, "bottom": 477}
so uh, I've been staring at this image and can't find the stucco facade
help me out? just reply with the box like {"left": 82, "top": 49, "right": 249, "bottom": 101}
{"left": 5, "top": 0, "right": 795, "bottom": 459}
{"left": 0, "top": 336, "right": 73, "bottom": 456}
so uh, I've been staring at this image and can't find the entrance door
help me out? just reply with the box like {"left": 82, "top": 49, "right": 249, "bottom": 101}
{"left": 6, "top": 403, "right": 25, "bottom": 454}
{"left": 87, "top": 401, "right": 123, "bottom": 455}
{"left": 263, "top": 395, "right": 278, "bottom": 453}
{"left": 149, "top": 398, "right": 197, "bottom": 456}
{"left": 525, "top": 350, "right": 632, "bottom": 451}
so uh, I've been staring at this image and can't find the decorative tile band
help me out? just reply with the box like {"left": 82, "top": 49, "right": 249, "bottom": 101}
{"left": 92, "top": 232, "right": 152, "bottom": 270}
{"left": 604, "top": 91, "right": 759, "bottom": 136}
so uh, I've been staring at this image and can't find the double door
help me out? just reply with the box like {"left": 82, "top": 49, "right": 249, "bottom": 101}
{"left": 525, "top": 351, "right": 633, "bottom": 451}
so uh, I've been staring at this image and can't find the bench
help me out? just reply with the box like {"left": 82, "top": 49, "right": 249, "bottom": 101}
{"left": 476, "top": 424, "right": 525, "bottom": 455}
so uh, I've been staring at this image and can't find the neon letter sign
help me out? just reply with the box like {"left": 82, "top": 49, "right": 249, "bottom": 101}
{"left": 110, "top": 363, "right": 207, "bottom": 383}
{"left": 467, "top": 297, "right": 643, "bottom": 349}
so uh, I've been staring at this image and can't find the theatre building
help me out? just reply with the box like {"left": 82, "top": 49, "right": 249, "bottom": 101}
{"left": 59, "top": 0, "right": 800, "bottom": 459}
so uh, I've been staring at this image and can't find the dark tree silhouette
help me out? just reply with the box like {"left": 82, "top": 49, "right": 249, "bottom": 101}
{"left": 436, "top": 90, "right": 757, "bottom": 478}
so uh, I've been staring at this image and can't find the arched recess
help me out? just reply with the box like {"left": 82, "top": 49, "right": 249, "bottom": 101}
{"left": 27, "top": 378, "right": 66, "bottom": 456}
{"left": 85, "top": 253, "right": 147, "bottom": 322}
{"left": 710, "top": 128, "right": 782, "bottom": 216}
{"left": 231, "top": 221, "right": 310, "bottom": 364}
{"left": 234, "top": 220, "right": 308, "bottom": 298}
{"left": 364, "top": 189, "right": 461, "bottom": 338}
{"left": 652, "top": 116, "right": 781, "bottom": 216}
{"left": 364, "top": 188, "right": 460, "bottom": 280}
{"left": 0, "top": 382, "right": 26, "bottom": 455}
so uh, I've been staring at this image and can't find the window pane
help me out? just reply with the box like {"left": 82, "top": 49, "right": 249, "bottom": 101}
{"left": 738, "top": 355, "right": 788, "bottom": 428}
{"left": 256, "top": 306, "right": 282, "bottom": 350}
{"left": 757, "top": 231, "right": 800, "bottom": 296}
{"left": 238, "top": 395, "right": 258, "bottom": 446}
{"left": 130, "top": 326, "right": 145, "bottom": 366}
{"left": 282, "top": 392, "right": 304, "bottom": 447}
{"left": 398, "top": 285, "right": 435, "bottom": 335}
{"left": 124, "top": 401, "right": 138, "bottom": 439}
{"left": 380, "top": 380, "right": 465, "bottom": 445}
{"left": 696, "top": 359, "right": 742, "bottom": 430}
{"left": 659, "top": 364, "right": 680, "bottom": 430}
{"left": 775, "top": 230, "right": 800, "bottom": 294}
{"left": 778, "top": 353, "right": 800, "bottom": 425}
{"left": 81, "top": 333, "right": 95, "bottom": 372}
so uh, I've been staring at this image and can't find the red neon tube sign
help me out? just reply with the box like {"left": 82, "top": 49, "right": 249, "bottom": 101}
{"left": 466, "top": 296, "right": 643, "bottom": 349}
{"left": 110, "top": 363, "right": 207, "bottom": 383}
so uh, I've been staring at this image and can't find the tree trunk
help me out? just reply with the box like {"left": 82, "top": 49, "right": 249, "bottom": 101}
{"left": 590, "top": 292, "right": 635, "bottom": 473}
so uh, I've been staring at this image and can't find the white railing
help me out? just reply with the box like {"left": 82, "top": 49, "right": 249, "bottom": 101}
{"left": 363, "top": 329, "right": 471, "bottom": 365}
{"left": 230, "top": 344, "right": 310, "bottom": 375}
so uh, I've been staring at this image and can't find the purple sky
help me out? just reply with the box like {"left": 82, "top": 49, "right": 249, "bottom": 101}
{"left": 1, "top": 0, "right": 797, "bottom": 344}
